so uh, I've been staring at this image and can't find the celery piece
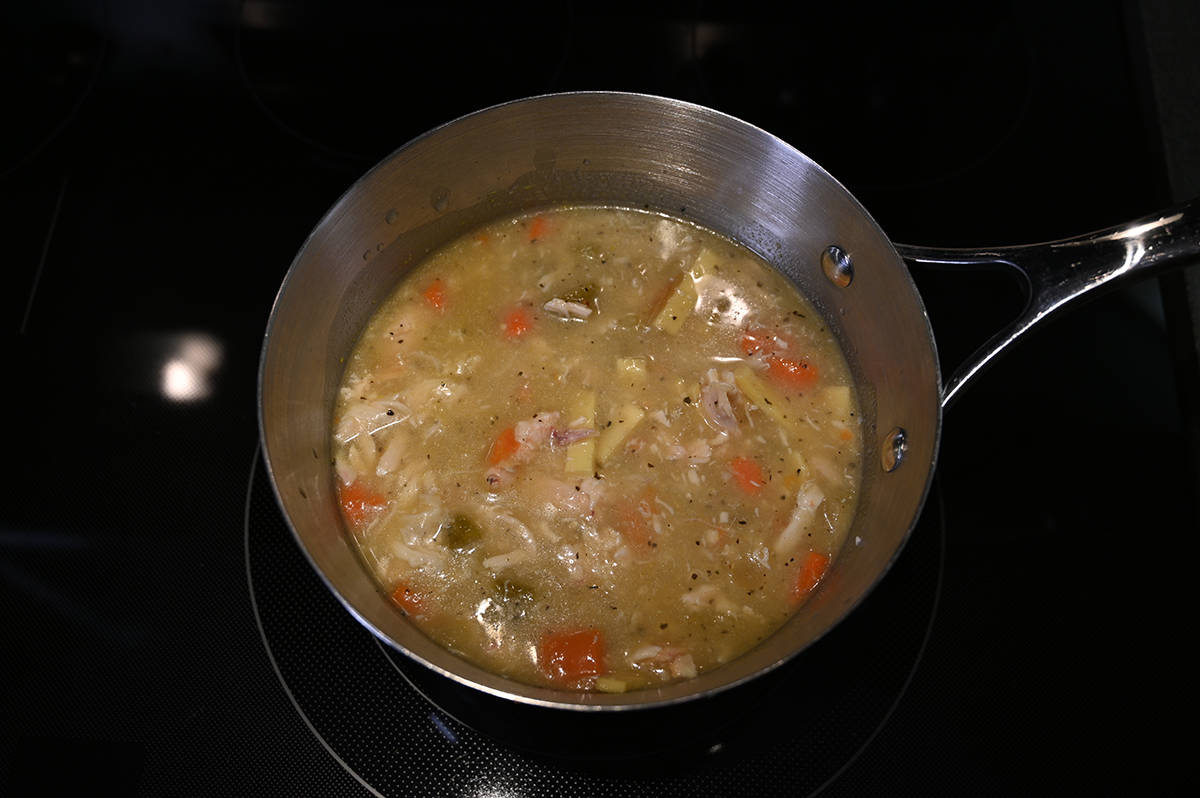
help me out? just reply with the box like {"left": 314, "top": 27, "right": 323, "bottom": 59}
{"left": 436, "top": 514, "right": 483, "bottom": 553}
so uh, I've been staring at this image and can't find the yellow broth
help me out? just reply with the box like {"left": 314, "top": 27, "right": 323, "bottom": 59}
{"left": 332, "top": 207, "right": 861, "bottom": 692}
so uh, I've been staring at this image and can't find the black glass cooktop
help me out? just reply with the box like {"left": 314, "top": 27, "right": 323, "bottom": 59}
{"left": 4, "top": 2, "right": 1197, "bottom": 795}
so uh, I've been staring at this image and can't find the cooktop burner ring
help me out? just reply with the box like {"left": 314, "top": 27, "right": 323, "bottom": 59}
{"left": 245, "top": 444, "right": 946, "bottom": 795}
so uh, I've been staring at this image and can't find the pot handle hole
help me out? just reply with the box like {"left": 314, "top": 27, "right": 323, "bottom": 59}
{"left": 894, "top": 197, "right": 1200, "bottom": 408}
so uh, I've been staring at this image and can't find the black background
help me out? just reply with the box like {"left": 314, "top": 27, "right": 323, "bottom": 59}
{"left": 2, "top": 1, "right": 1197, "bottom": 795}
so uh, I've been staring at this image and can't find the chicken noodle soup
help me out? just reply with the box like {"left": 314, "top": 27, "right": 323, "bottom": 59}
{"left": 333, "top": 207, "right": 861, "bottom": 692}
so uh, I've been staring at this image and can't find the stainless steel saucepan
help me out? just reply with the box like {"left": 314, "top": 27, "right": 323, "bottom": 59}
{"left": 258, "top": 92, "right": 1199, "bottom": 712}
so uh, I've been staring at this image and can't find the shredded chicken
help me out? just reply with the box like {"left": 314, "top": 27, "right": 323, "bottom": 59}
{"left": 682, "top": 583, "right": 739, "bottom": 614}
{"left": 486, "top": 412, "right": 561, "bottom": 489}
{"left": 490, "top": 512, "right": 537, "bottom": 550}
{"left": 514, "top": 412, "right": 559, "bottom": 449}
{"left": 375, "top": 433, "right": 406, "bottom": 476}
{"left": 776, "top": 482, "right": 826, "bottom": 554}
{"left": 685, "top": 438, "right": 712, "bottom": 464}
{"left": 628, "top": 644, "right": 697, "bottom": 679}
{"left": 699, "top": 368, "right": 740, "bottom": 435}
{"left": 482, "top": 550, "right": 531, "bottom": 570}
{"left": 529, "top": 475, "right": 594, "bottom": 516}
{"left": 550, "top": 427, "right": 596, "bottom": 447}
{"left": 334, "top": 455, "right": 356, "bottom": 485}
{"left": 629, "top": 644, "right": 662, "bottom": 663}
{"left": 542, "top": 298, "right": 593, "bottom": 319}
{"left": 391, "top": 541, "right": 448, "bottom": 570}
{"left": 664, "top": 444, "right": 688, "bottom": 461}
{"left": 670, "top": 653, "right": 698, "bottom": 679}
{"left": 334, "top": 399, "right": 412, "bottom": 444}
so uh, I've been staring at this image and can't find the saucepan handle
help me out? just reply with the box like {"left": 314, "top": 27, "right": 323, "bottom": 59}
{"left": 895, "top": 198, "right": 1200, "bottom": 409}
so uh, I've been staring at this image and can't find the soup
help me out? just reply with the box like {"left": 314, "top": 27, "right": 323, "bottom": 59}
{"left": 332, "top": 207, "right": 861, "bottom": 693}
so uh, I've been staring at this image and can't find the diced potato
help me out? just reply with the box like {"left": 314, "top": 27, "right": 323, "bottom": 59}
{"left": 690, "top": 247, "right": 721, "bottom": 278}
{"left": 566, "top": 391, "right": 596, "bottom": 474}
{"left": 617, "top": 357, "right": 648, "bottom": 382}
{"left": 596, "top": 403, "right": 646, "bottom": 464}
{"left": 673, "top": 377, "right": 699, "bottom": 405}
{"left": 652, "top": 274, "right": 698, "bottom": 334}
{"left": 568, "top": 391, "right": 596, "bottom": 429}
{"left": 565, "top": 439, "right": 595, "bottom": 474}
{"left": 733, "top": 366, "right": 802, "bottom": 435}
{"left": 595, "top": 676, "right": 627, "bottom": 693}
{"left": 822, "top": 385, "right": 852, "bottom": 420}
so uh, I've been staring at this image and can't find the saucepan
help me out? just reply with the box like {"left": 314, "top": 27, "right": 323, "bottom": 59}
{"left": 258, "top": 92, "right": 1199, "bottom": 714}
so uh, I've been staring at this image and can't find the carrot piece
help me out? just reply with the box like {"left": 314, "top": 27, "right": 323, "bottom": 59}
{"left": 487, "top": 426, "right": 521, "bottom": 466}
{"left": 791, "top": 551, "right": 831, "bottom": 602}
{"left": 422, "top": 278, "right": 446, "bottom": 310}
{"left": 390, "top": 583, "right": 425, "bottom": 616}
{"left": 503, "top": 307, "right": 533, "bottom": 338}
{"left": 610, "top": 488, "right": 657, "bottom": 550}
{"left": 729, "top": 456, "right": 767, "bottom": 494}
{"left": 338, "top": 480, "right": 388, "bottom": 527}
{"left": 766, "top": 355, "right": 819, "bottom": 392}
{"left": 537, "top": 629, "right": 606, "bottom": 681}
{"left": 474, "top": 232, "right": 490, "bottom": 244}
{"left": 838, "top": 427, "right": 854, "bottom": 441}
{"left": 740, "top": 328, "right": 774, "bottom": 356}
{"left": 527, "top": 215, "right": 549, "bottom": 241}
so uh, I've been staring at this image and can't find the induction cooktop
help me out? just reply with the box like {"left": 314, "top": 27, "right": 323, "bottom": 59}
{"left": 3, "top": 2, "right": 1197, "bottom": 795}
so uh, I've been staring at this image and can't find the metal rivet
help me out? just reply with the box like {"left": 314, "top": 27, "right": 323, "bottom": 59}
{"left": 882, "top": 427, "right": 907, "bottom": 472}
{"left": 822, "top": 245, "right": 853, "bottom": 287}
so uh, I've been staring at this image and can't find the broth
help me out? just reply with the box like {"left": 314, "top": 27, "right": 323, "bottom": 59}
{"left": 332, "top": 206, "right": 861, "bottom": 692}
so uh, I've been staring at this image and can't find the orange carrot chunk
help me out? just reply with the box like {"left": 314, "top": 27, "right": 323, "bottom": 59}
{"left": 528, "top": 215, "right": 549, "bottom": 241}
{"left": 390, "top": 583, "right": 426, "bottom": 616}
{"left": 741, "top": 326, "right": 795, "bottom": 357}
{"left": 487, "top": 426, "right": 521, "bottom": 466}
{"left": 729, "top": 456, "right": 767, "bottom": 494}
{"left": 538, "top": 629, "right": 606, "bottom": 681}
{"left": 503, "top": 307, "right": 534, "bottom": 338}
{"left": 338, "top": 480, "right": 388, "bottom": 527}
{"left": 608, "top": 487, "right": 657, "bottom": 550}
{"left": 791, "top": 551, "right": 831, "bottom": 602}
{"left": 740, "top": 328, "right": 774, "bottom": 356}
{"left": 422, "top": 278, "right": 446, "bottom": 310}
{"left": 766, "top": 355, "right": 819, "bottom": 392}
